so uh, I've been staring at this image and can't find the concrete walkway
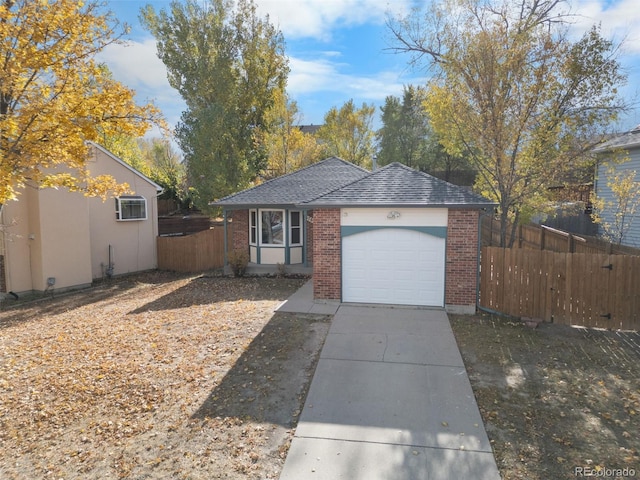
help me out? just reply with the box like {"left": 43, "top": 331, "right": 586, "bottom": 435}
{"left": 277, "top": 283, "right": 500, "bottom": 480}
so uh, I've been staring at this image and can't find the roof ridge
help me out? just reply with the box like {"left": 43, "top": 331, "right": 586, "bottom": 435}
{"left": 300, "top": 161, "right": 373, "bottom": 204}
{"left": 85, "top": 141, "right": 163, "bottom": 192}
{"left": 215, "top": 156, "right": 366, "bottom": 203}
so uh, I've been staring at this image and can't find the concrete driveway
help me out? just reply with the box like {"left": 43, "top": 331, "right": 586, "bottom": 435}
{"left": 279, "top": 303, "right": 500, "bottom": 480}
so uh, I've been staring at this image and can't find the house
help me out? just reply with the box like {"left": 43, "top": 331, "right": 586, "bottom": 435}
{"left": 0, "top": 142, "right": 162, "bottom": 294}
{"left": 592, "top": 126, "right": 640, "bottom": 247}
{"left": 215, "top": 158, "right": 496, "bottom": 313}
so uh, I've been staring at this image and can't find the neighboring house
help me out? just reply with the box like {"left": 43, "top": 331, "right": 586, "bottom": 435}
{"left": 0, "top": 141, "right": 162, "bottom": 294}
{"left": 592, "top": 126, "right": 640, "bottom": 247}
{"left": 215, "top": 157, "right": 496, "bottom": 313}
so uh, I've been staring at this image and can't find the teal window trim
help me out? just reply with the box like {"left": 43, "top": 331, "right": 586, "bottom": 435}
{"left": 341, "top": 225, "right": 447, "bottom": 239}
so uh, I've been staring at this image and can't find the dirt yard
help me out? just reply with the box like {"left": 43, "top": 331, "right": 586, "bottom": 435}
{"left": 451, "top": 313, "right": 640, "bottom": 480}
{"left": 0, "top": 271, "right": 330, "bottom": 480}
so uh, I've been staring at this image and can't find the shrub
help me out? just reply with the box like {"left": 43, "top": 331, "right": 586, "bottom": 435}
{"left": 227, "top": 249, "right": 250, "bottom": 277}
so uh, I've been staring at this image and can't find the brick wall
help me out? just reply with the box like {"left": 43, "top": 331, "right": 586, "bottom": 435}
{"left": 446, "top": 208, "right": 479, "bottom": 310}
{"left": 312, "top": 208, "right": 341, "bottom": 300}
{"left": 230, "top": 210, "right": 249, "bottom": 254}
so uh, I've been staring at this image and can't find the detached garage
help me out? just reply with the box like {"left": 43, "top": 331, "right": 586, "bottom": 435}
{"left": 217, "top": 159, "right": 495, "bottom": 313}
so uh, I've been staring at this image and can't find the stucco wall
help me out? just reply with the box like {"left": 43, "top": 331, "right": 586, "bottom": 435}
{"left": 87, "top": 145, "right": 159, "bottom": 279}
{"left": 1, "top": 144, "right": 160, "bottom": 293}
{"left": 1, "top": 184, "right": 93, "bottom": 292}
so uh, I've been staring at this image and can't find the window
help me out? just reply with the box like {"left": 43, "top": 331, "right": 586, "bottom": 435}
{"left": 116, "top": 196, "right": 147, "bottom": 221}
{"left": 249, "top": 210, "right": 257, "bottom": 245}
{"left": 261, "top": 210, "right": 284, "bottom": 245}
{"left": 290, "top": 211, "right": 302, "bottom": 245}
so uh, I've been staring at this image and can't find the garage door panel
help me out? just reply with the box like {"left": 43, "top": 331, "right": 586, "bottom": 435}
{"left": 342, "top": 228, "right": 445, "bottom": 307}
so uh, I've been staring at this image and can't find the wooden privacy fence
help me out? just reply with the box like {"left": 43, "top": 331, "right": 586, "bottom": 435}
{"left": 480, "top": 247, "right": 640, "bottom": 331}
{"left": 157, "top": 227, "right": 229, "bottom": 273}
{"left": 481, "top": 216, "right": 640, "bottom": 255}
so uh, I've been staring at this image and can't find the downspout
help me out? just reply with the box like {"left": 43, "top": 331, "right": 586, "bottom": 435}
{"left": 302, "top": 210, "right": 308, "bottom": 267}
{"left": 223, "top": 210, "right": 228, "bottom": 272}
{"left": 476, "top": 208, "right": 493, "bottom": 313}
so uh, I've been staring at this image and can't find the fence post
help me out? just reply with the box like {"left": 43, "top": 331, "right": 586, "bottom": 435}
{"left": 568, "top": 233, "right": 574, "bottom": 253}
{"left": 540, "top": 226, "right": 545, "bottom": 250}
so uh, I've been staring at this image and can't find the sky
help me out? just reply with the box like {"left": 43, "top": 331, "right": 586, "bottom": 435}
{"left": 98, "top": 0, "right": 640, "bottom": 143}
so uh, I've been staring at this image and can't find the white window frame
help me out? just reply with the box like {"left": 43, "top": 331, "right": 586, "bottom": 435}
{"left": 249, "top": 209, "right": 258, "bottom": 246}
{"left": 259, "top": 209, "right": 285, "bottom": 246}
{"left": 115, "top": 196, "right": 147, "bottom": 221}
{"left": 289, "top": 210, "right": 302, "bottom": 246}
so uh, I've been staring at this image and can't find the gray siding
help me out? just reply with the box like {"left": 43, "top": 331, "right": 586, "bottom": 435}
{"left": 595, "top": 149, "right": 640, "bottom": 247}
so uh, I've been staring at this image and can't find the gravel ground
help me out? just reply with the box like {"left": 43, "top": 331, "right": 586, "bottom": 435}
{"left": 0, "top": 271, "right": 331, "bottom": 479}
{"left": 451, "top": 313, "right": 640, "bottom": 480}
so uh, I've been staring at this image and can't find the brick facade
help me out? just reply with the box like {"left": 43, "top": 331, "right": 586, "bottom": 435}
{"left": 312, "top": 208, "right": 341, "bottom": 300}
{"left": 230, "top": 210, "right": 249, "bottom": 254}
{"left": 445, "top": 208, "right": 480, "bottom": 311}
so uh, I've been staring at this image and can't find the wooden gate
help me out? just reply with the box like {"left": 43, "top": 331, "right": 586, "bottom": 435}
{"left": 480, "top": 247, "right": 640, "bottom": 331}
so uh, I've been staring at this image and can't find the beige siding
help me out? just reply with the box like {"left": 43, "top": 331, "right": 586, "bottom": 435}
{"left": 87, "top": 145, "right": 160, "bottom": 279}
{"left": 2, "top": 143, "right": 160, "bottom": 293}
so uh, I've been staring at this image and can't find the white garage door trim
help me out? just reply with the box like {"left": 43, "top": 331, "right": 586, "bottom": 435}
{"left": 342, "top": 226, "right": 446, "bottom": 307}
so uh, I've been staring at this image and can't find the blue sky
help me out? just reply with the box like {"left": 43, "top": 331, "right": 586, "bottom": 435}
{"left": 99, "top": 0, "right": 640, "bottom": 141}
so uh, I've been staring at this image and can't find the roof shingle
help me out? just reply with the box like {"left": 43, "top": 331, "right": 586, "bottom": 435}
{"left": 303, "top": 162, "right": 495, "bottom": 208}
{"left": 214, "top": 157, "right": 369, "bottom": 208}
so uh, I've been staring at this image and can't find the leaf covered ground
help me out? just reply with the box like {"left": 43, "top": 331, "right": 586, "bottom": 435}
{"left": 0, "top": 271, "right": 331, "bottom": 479}
{"left": 450, "top": 314, "right": 640, "bottom": 480}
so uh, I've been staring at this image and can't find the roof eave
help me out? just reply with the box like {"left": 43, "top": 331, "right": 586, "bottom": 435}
{"left": 297, "top": 202, "right": 497, "bottom": 209}
{"left": 213, "top": 202, "right": 305, "bottom": 210}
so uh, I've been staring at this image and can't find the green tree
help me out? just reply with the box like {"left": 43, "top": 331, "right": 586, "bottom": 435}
{"left": 138, "top": 138, "right": 187, "bottom": 207}
{"left": 0, "top": 0, "right": 162, "bottom": 204}
{"left": 377, "top": 85, "right": 431, "bottom": 170}
{"left": 141, "top": 0, "right": 289, "bottom": 211}
{"left": 317, "top": 99, "right": 376, "bottom": 168}
{"left": 388, "top": 0, "right": 627, "bottom": 246}
{"left": 378, "top": 85, "right": 475, "bottom": 183}
{"left": 259, "top": 90, "right": 326, "bottom": 179}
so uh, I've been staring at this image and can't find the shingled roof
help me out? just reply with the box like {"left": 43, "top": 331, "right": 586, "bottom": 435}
{"left": 214, "top": 157, "right": 369, "bottom": 208}
{"left": 302, "top": 162, "right": 495, "bottom": 208}
{"left": 592, "top": 125, "right": 640, "bottom": 153}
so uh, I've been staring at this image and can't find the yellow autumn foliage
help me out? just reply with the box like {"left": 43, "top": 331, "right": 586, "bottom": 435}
{"left": 0, "top": 0, "right": 164, "bottom": 203}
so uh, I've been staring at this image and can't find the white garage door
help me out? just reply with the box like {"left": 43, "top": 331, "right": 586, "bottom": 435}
{"left": 342, "top": 228, "right": 445, "bottom": 307}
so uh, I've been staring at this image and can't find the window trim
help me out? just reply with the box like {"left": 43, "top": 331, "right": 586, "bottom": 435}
{"left": 289, "top": 210, "right": 302, "bottom": 246}
{"left": 115, "top": 196, "right": 147, "bottom": 221}
{"left": 249, "top": 209, "right": 257, "bottom": 246}
{"left": 259, "top": 209, "right": 285, "bottom": 246}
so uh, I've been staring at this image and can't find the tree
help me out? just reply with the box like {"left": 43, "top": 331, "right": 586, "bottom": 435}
{"left": 0, "top": 0, "right": 162, "bottom": 205}
{"left": 141, "top": 0, "right": 289, "bottom": 211}
{"left": 377, "top": 85, "right": 431, "bottom": 170}
{"left": 388, "top": 0, "right": 627, "bottom": 246}
{"left": 376, "top": 84, "right": 475, "bottom": 182}
{"left": 138, "top": 138, "right": 188, "bottom": 207}
{"left": 317, "top": 99, "right": 376, "bottom": 168}
{"left": 591, "top": 158, "right": 640, "bottom": 245}
{"left": 259, "top": 90, "right": 325, "bottom": 178}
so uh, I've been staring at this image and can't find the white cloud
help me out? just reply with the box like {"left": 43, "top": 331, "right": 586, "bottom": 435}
{"left": 98, "top": 38, "right": 170, "bottom": 90}
{"left": 97, "top": 38, "right": 185, "bottom": 128}
{"left": 571, "top": 0, "right": 640, "bottom": 54}
{"left": 288, "top": 55, "right": 425, "bottom": 102}
{"left": 255, "top": 0, "right": 413, "bottom": 41}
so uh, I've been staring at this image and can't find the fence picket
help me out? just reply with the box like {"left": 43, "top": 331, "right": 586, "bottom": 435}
{"left": 480, "top": 247, "right": 639, "bottom": 331}
{"left": 157, "top": 227, "right": 230, "bottom": 273}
